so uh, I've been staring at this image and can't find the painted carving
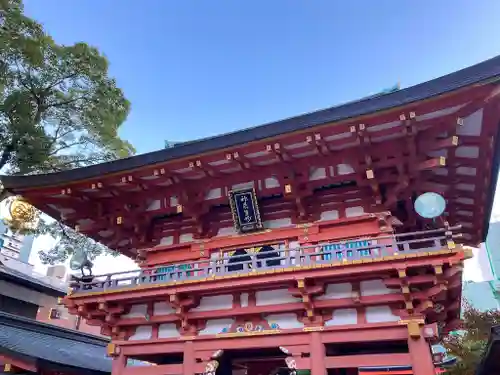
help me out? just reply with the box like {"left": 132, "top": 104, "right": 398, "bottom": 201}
{"left": 218, "top": 318, "right": 280, "bottom": 336}
{"left": 205, "top": 360, "right": 219, "bottom": 375}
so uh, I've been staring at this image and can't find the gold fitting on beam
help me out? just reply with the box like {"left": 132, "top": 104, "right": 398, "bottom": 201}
{"left": 4, "top": 364, "right": 12, "bottom": 372}
{"left": 196, "top": 160, "right": 202, "bottom": 167}
{"left": 407, "top": 321, "right": 421, "bottom": 339}
{"left": 359, "top": 123, "right": 366, "bottom": 131}
{"left": 405, "top": 301, "right": 414, "bottom": 311}
{"left": 266, "top": 144, "right": 272, "bottom": 151}
{"left": 399, "top": 114, "right": 407, "bottom": 121}
{"left": 297, "top": 279, "right": 305, "bottom": 289}
{"left": 401, "top": 285, "right": 410, "bottom": 294}
{"left": 439, "top": 156, "right": 446, "bottom": 166}
{"left": 306, "top": 309, "right": 314, "bottom": 317}
{"left": 452, "top": 136, "right": 459, "bottom": 146}
{"left": 306, "top": 135, "right": 313, "bottom": 143}
{"left": 274, "top": 143, "right": 280, "bottom": 150}
{"left": 457, "top": 117, "right": 464, "bottom": 126}
{"left": 188, "top": 161, "right": 195, "bottom": 168}
{"left": 409, "top": 112, "right": 416, "bottom": 119}
{"left": 398, "top": 269, "right": 407, "bottom": 278}
{"left": 366, "top": 169, "right": 374, "bottom": 179}
{"left": 350, "top": 125, "right": 356, "bottom": 133}
{"left": 225, "top": 153, "right": 232, "bottom": 160}
{"left": 106, "top": 343, "right": 118, "bottom": 357}
{"left": 433, "top": 265, "right": 443, "bottom": 275}
{"left": 176, "top": 204, "right": 183, "bottom": 213}
{"left": 233, "top": 151, "right": 239, "bottom": 158}
{"left": 285, "top": 184, "right": 292, "bottom": 194}
{"left": 116, "top": 216, "right": 123, "bottom": 225}
{"left": 447, "top": 241, "right": 456, "bottom": 250}
{"left": 314, "top": 133, "right": 321, "bottom": 140}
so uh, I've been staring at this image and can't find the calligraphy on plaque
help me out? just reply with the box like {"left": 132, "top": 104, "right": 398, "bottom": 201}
{"left": 228, "top": 188, "right": 263, "bottom": 234}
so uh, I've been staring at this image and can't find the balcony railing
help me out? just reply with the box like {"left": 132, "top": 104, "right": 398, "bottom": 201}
{"left": 69, "top": 226, "right": 461, "bottom": 293}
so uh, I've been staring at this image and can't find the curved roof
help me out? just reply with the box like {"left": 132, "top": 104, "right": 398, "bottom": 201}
{"left": 3, "top": 54, "right": 500, "bottom": 190}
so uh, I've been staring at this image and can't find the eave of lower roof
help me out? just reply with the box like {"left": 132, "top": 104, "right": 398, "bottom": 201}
{"left": 2, "top": 55, "right": 500, "bottom": 191}
{"left": 0, "top": 265, "right": 66, "bottom": 297}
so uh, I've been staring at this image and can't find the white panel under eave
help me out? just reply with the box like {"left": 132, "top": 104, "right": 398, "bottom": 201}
{"left": 147, "top": 200, "right": 161, "bottom": 211}
{"left": 337, "top": 164, "right": 355, "bottom": 175}
{"left": 365, "top": 306, "right": 400, "bottom": 323}
{"left": 457, "top": 108, "right": 483, "bottom": 136}
{"left": 265, "top": 313, "right": 304, "bottom": 329}
{"left": 256, "top": 289, "right": 301, "bottom": 306}
{"left": 325, "top": 308, "right": 357, "bottom": 326}
{"left": 158, "top": 236, "right": 174, "bottom": 246}
{"left": 319, "top": 210, "right": 339, "bottom": 221}
{"left": 129, "top": 326, "right": 152, "bottom": 340}
{"left": 456, "top": 166, "right": 477, "bottom": 176}
{"left": 192, "top": 295, "right": 233, "bottom": 311}
{"left": 216, "top": 227, "right": 237, "bottom": 237}
{"left": 122, "top": 304, "right": 147, "bottom": 318}
{"left": 316, "top": 283, "right": 353, "bottom": 300}
{"left": 456, "top": 183, "right": 476, "bottom": 191}
{"left": 309, "top": 167, "right": 327, "bottom": 181}
{"left": 360, "top": 280, "right": 393, "bottom": 296}
{"left": 158, "top": 324, "right": 180, "bottom": 338}
{"left": 345, "top": 206, "right": 364, "bottom": 218}
{"left": 240, "top": 293, "right": 249, "bottom": 307}
{"left": 205, "top": 188, "right": 222, "bottom": 200}
{"left": 264, "top": 177, "right": 280, "bottom": 188}
{"left": 179, "top": 233, "right": 193, "bottom": 243}
{"left": 153, "top": 302, "right": 175, "bottom": 315}
{"left": 199, "top": 319, "right": 234, "bottom": 335}
{"left": 232, "top": 181, "right": 254, "bottom": 190}
{"left": 170, "top": 196, "right": 179, "bottom": 207}
{"left": 263, "top": 218, "right": 292, "bottom": 229}
{"left": 455, "top": 146, "right": 480, "bottom": 158}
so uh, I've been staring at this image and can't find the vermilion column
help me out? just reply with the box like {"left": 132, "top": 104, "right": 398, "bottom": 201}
{"left": 310, "top": 332, "right": 327, "bottom": 375}
{"left": 111, "top": 352, "right": 127, "bottom": 375}
{"left": 183, "top": 341, "right": 195, "bottom": 375}
{"left": 408, "top": 334, "right": 435, "bottom": 375}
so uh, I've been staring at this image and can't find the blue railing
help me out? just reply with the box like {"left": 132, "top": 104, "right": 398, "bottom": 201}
{"left": 69, "top": 226, "right": 461, "bottom": 293}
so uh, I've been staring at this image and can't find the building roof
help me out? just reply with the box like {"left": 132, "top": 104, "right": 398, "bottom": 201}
{"left": 0, "top": 312, "right": 111, "bottom": 374}
{"left": 0, "top": 263, "right": 66, "bottom": 296}
{"left": 2, "top": 54, "right": 500, "bottom": 190}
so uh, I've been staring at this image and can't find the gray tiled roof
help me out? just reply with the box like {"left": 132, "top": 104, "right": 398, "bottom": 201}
{"left": 2, "top": 54, "right": 500, "bottom": 189}
{"left": 0, "top": 265, "right": 66, "bottom": 296}
{"left": 0, "top": 312, "right": 111, "bottom": 373}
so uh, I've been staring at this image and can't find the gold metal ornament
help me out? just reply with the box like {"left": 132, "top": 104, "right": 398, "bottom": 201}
{"left": 9, "top": 197, "right": 37, "bottom": 224}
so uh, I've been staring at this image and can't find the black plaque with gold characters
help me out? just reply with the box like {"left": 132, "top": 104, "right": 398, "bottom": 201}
{"left": 228, "top": 187, "right": 263, "bottom": 234}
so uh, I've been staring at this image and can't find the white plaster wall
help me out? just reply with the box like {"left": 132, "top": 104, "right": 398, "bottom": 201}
{"left": 365, "top": 306, "right": 400, "bottom": 323}
{"left": 345, "top": 206, "right": 364, "bottom": 217}
{"left": 199, "top": 319, "right": 234, "bottom": 335}
{"left": 179, "top": 233, "right": 194, "bottom": 243}
{"left": 325, "top": 308, "right": 357, "bottom": 326}
{"left": 129, "top": 325, "right": 152, "bottom": 340}
{"left": 309, "top": 167, "right": 327, "bottom": 181}
{"left": 147, "top": 200, "right": 161, "bottom": 211}
{"left": 360, "top": 280, "right": 393, "bottom": 296}
{"left": 216, "top": 227, "right": 237, "bottom": 237}
{"left": 265, "top": 313, "right": 304, "bottom": 329}
{"left": 316, "top": 283, "right": 353, "bottom": 300}
{"left": 158, "top": 323, "right": 180, "bottom": 338}
{"left": 192, "top": 295, "right": 233, "bottom": 311}
{"left": 264, "top": 177, "right": 280, "bottom": 188}
{"left": 153, "top": 302, "right": 175, "bottom": 315}
{"left": 240, "top": 293, "right": 249, "bottom": 307}
{"left": 319, "top": 210, "right": 339, "bottom": 221}
{"left": 158, "top": 236, "right": 174, "bottom": 246}
{"left": 263, "top": 218, "right": 293, "bottom": 229}
{"left": 205, "top": 188, "right": 222, "bottom": 200}
{"left": 256, "top": 289, "right": 301, "bottom": 306}
{"left": 122, "top": 304, "right": 147, "bottom": 318}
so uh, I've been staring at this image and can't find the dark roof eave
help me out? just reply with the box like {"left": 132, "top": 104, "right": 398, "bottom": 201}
{"left": 0, "top": 267, "right": 66, "bottom": 297}
{"left": 3, "top": 55, "right": 500, "bottom": 191}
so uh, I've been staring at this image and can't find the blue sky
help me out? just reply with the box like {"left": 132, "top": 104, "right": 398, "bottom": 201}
{"left": 22, "top": 1, "right": 500, "bottom": 276}
{"left": 23, "top": 0, "right": 500, "bottom": 155}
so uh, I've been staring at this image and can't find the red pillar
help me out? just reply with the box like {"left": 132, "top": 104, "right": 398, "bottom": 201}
{"left": 310, "top": 332, "right": 326, "bottom": 375}
{"left": 111, "top": 353, "right": 126, "bottom": 375}
{"left": 408, "top": 335, "right": 435, "bottom": 375}
{"left": 183, "top": 341, "right": 195, "bottom": 375}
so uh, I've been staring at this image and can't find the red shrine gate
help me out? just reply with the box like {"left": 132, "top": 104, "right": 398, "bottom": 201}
{"left": 2, "top": 56, "right": 500, "bottom": 375}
